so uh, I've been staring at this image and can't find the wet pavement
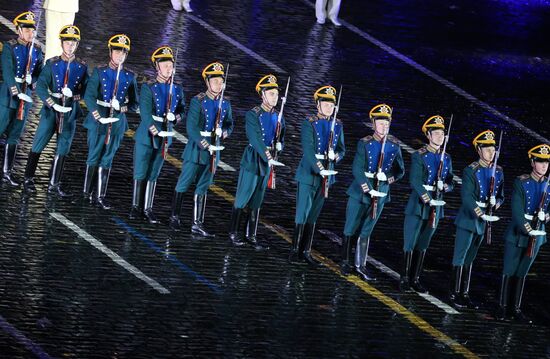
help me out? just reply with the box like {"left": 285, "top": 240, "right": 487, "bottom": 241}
{"left": 1, "top": 0, "right": 550, "bottom": 357}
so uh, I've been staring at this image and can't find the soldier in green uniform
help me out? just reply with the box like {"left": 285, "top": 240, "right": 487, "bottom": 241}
{"left": 450, "top": 130, "right": 504, "bottom": 309}
{"left": 169, "top": 62, "right": 233, "bottom": 237}
{"left": 289, "top": 85, "right": 345, "bottom": 266}
{"left": 228, "top": 74, "right": 285, "bottom": 248}
{"left": 0, "top": 11, "right": 43, "bottom": 187}
{"left": 23, "top": 25, "right": 88, "bottom": 197}
{"left": 496, "top": 144, "right": 549, "bottom": 323}
{"left": 82, "top": 34, "right": 139, "bottom": 209}
{"left": 130, "top": 46, "right": 185, "bottom": 223}
{"left": 400, "top": 116, "right": 455, "bottom": 292}
{"left": 340, "top": 104, "right": 405, "bottom": 281}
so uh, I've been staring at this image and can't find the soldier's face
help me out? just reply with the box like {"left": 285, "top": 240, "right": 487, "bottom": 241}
{"left": 62, "top": 40, "right": 78, "bottom": 56}
{"left": 478, "top": 146, "right": 496, "bottom": 163}
{"left": 110, "top": 49, "right": 127, "bottom": 65}
{"left": 18, "top": 27, "right": 34, "bottom": 42}
{"left": 374, "top": 119, "right": 390, "bottom": 137}
{"left": 157, "top": 60, "right": 174, "bottom": 78}
{"left": 428, "top": 129, "right": 445, "bottom": 146}
{"left": 317, "top": 101, "right": 335, "bottom": 117}
{"left": 532, "top": 161, "right": 549, "bottom": 176}
{"left": 207, "top": 77, "right": 224, "bottom": 94}
{"left": 262, "top": 88, "right": 279, "bottom": 108}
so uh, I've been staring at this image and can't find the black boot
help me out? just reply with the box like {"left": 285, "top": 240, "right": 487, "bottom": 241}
{"left": 2, "top": 143, "right": 19, "bottom": 186}
{"left": 129, "top": 180, "right": 145, "bottom": 219}
{"left": 511, "top": 276, "right": 532, "bottom": 324}
{"left": 410, "top": 250, "right": 428, "bottom": 293}
{"left": 169, "top": 191, "right": 184, "bottom": 230}
{"left": 288, "top": 224, "right": 304, "bottom": 263}
{"left": 449, "top": 265, "right": 463, "bottom": 309}
{"left": 355, "top": 236, "right": 376, "bottom": 281}
{"left": 302, "top": 223, "right": 320, "bottom": 267}
{"left": 399, "top": 251, "right": 413, "bottom": 292}
{"left": 191, "top": 194, "right": 214, "bottom": 237}
{"left": 47, "top": 155, "right": 71, "bottom": 197}
{"left": 246, "top": 208, "right": 266, "bottom": 250}
{"left": 459, "top": 264, "right": 478, "bottom": 309}
{"left": 340, "top": 235, "right": 354, "bottom": 275}
{"left": 96, "top": 167, "right": 112, "bottom": 210}
{"left": 143, "top": 181, "right": 158, "bottom": 224}
{"left": 495, "top": 275, "right": 511, "bottom": 321}
{"left": 23, "top": 151, "right": 41, "bottom": 193}
{"left": 75, "top": 165, "right": 96, "bottom": 204}
{"left": 228, "top": 207, "right": 245, "bottom": 246}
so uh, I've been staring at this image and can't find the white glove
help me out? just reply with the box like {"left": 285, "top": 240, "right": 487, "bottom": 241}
{"left": 429, "top": 199, "right": 446, "bottom": 206}
{"left": 490, "top": 196, "right": 496, "bottom": 207}
{"left": 268, "top": 159, "right": 285, "bottom": 167}
{"left": 481, "top": 214, "right": 500, "bottom": 222}
{"left": 215, "top": 127, "right": 223, "bottom": 137}
{"left": 208, "top": 145, "right": 225, "bottom": 152}
{"left": 529, "top": 229, "right": 546, "bottom": 236}
{"left": 17, "top": 93, "right": 33, "bottom": 103}
{"left": 166, "top": 112, "right": 175, "bottom": 122}
{"left": 437, "top": 180, "right": 444, "bottom": 192}
{"left": 25, "top": 74, "right": 32, "bottom": 85}
{"left": 275, "top": 142, "right": 283, "bottom": 152}
{"left": 320, "top": 169, "right": 338, "bottom": 177}
{"left": 157, "top": 131, "right": 174, "bottom": 137}
{"left": 53, "top": 104, "right": 71, "bottom": 113}
{"left": 368, "top": 189, "right": 387, "bottom": 198}
{"left": 376, "top": 171, "right": 387, "bottom": 182}
{"left": 538, "top": 211, "right": 546, "bottom": 222}
{"left": 111, "top": 98, "right": 120, "bottom": 111}
{"left": 328, "top": 149, "right": 336, "bottom": 161}
{"left": 62, "top": 86, "right": 73, "bottom": 98}
{"left": 99, "top": 117, "right": 119, "bottom": 124}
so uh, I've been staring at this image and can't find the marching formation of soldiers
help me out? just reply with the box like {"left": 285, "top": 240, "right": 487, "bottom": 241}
{"left": 1, "top": 11, "right": 549, "bottom": 324}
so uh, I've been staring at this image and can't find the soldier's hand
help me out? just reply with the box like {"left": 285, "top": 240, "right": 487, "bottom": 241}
{"left": 437, "top": 180, "right": 444, "bottom": 191}
{"left": 62, "top": 86, "right": 73, "bottom": 98}
{"left": 215, "top": 127, "right": 223, "bottom": 137}
{"left": 538, "top": 210, "right": 546, "bottom": 222}
{"left": 276, "top": 142, "right": 283, "bottom": 152}
{"left": 268, "top": 159, "right": 285, "bottom": 167}
{"left": 320, "top": 169, "right": 338, "bottom": 177}
{"left": 99, "top": 117, "right": 119, "bottom": 124}
{"left": 429, "top": 199, "right": 446, "bottom": 206}
{"left": 25, "top": 74, "right": 32, "bottom": 85}
{"left": 166, "top": 112, "right": 175, "bottom": 122}
{"left": 328, "top": 149, "right": 336, "bottom": 161}
{"left": 17, "top": 93, "right": 33, "bottom": 103}
{"left": 111, "top": 98, "right": 121, "bottom": 111}
{"left": 490, "top": 196, "right": 496, "bottom": 207}
{"left": 368, "top": 189, "right": 387, "bottom": 198}
{"left": 481, "top": 214, "right": 500, "bottom": 222}
{"left": 158, "top": 131, "right": 174, "bottom": 137}
{"left": 53, "top": 104, "right": 71, "bottom": 113}
{"left": 376, "top": 171, "right": 387, "bottom": 182}
{"left": 528, "top": 229, "right": 546, "bottom": 237}
{"left": 208, "top": 145, "right": 225, "bottom": 152}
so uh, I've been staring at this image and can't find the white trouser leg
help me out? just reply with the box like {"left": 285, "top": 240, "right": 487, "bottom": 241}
{"left": 315, "top": 0, "right": 327, "bottom": 22}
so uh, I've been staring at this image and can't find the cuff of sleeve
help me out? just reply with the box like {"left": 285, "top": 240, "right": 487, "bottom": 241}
{"left": 46, "top": 97, "right": 55, "bottom": 107}
{"left": 265, "top": 150, "right": 273, "bottom": 161}
{"left": 316, "top": 161, "right": 324, "bottom": 172}
{"left": 120, "top": 105, "right": 128, "bottom": 113}
{"left": 474, "top": 207, "right": 483, "bottom": 217}
{"left": 421, "top": 193, "right": 430, "bottom": 204}
{"left": 546, "top": 214, "right": 549, "bottom": 223}
{"left": 200, "top": 139, "right": 209, "bottom": 149}
{"left": 443, "top": 184, "right": 449, "bottom": 192}
{"left": 149, "top": 125, "right": 158, "bottom": 136}
{"left": 92, "top": 110, "right": 101, "bottom": 121}
{"left": 361, "top": 183, "right": 370, "bottom": 193}
{"left": 10, "top": 86, "right": 18, "bottom": 96}
{"left": 388, "top": 176, "right": 395, "bottom": 184}
{"left": 176, "top": 114, "right": 182, "bottom": 123}
{"left": 524, "top": 222, "right": 533, "bottom": 233}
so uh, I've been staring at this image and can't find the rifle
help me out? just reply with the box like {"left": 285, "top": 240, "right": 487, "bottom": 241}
{"left": 209, "top": 63, "right": 229, "bottom": 175}
{"left": 105, "top": 54, "right": 125, "bottom": 145}
{"left": 161, "top": 49, "right": 179, "bottom": 159}
{"left": 526, "top": 174, "right": 550, "bottom": 257}
{"left": 322, "top": 85, "right": 342, "bottom": 198}
{"left": 428, "top": 114, "right": 453, "bottom": 228}
{"left": 57, "top": 57, "right": 72, "bottom": 134}
{"left": 268, "top": 76, "right": 290, "bottom": 190}
{"left": 371, "top": 124, "right": 390, "bottom": 219}
{"left": 16, "top": 10, "right": 41, "bottom": 121}
{"left": 485, "top": 130, "right": 503, "bottom": 245}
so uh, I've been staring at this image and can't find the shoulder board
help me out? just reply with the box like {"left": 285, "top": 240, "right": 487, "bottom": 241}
{"left": 468, "top": 161, "right": 480, "bottom": 170}
{"left": 33, "top": 42, "right": 41, "bottom": 50}
{"left": 386, "top": 134, "right": 399, "bottom": 144}
{"left": 252, "top": 106, "right": 261, "bottom": 114}
{"left": 8, "top": 39, "right": 17, "bottom": 46}
{"left": 75, "top": 57, "right": 87, "bottom": 65}
{"left": 97, "top": 64, "right": 109, "bottom": 71}
{"left": 417, "top": 147, "right": 427, "bottom": 154}
{"left": 518, "top": 174, "right": 530, "bottom": 181}
{"left": 123, "top": 67, "right": 136, "bottom": 76}
{"left": 146, "top": 79, "right": 156, "bottom": 86}
{"left": 496, "top": 165, "right": 503, "bottom": 172}
{"left": 308, "top": 115, "right": 317, "bottom": 122}
{"left": 335, "top": 119, "right": 343, "bottom": 124}
{"left": 445, "top": 152, "right": 452, "bottom": 160}
{"left": 361, "top": 135, "right": 373, "bottom": 142}
{"left": 49, "top": 56, "right": 60, "bottom": 63}
{"left": 195, "top": 92, "right": 206, "bottom": 100}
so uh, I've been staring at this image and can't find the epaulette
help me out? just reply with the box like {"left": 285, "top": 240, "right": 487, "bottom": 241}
{"left": 361, "top": 135, "right": 373, "bottom": 142}
{"left": 496, "top": 165, "right": 503, "bottom": 172}
{"left": 195, "top": 92, "right": 206, "bottom": 101}
{"left": 34, "top": 42, "right": 41, "bottom": 49}
{"left": 146, "top": 78, "right": 156, "bottom": 86}
{"left": 307, "top": 115, "right": 317, "bottom": 122}
{"left": 123, "top": 66, "right": 136, "bottom": 76}
{"left": 252, "top": 106, "right": 261, "bottom": 114}
{"left": 387, "top": 134, "right": 399, "bottom": 143}
{"left": 75, "top": 57, "right": 87, "bottom": 65}
{"left": 518, "top": 174, "right": 530, "bottom": 181}
{"left": 468, "top": 161, "right": 480, "bottom": 170}
{"left": 8, "top": 39, "right": 17, "bottom": 46}
{"left": 417, "top": 146, "right": 427, "bottom": 154}
{"left": 48, "top": 56, "right": 60, "bottom": 63}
